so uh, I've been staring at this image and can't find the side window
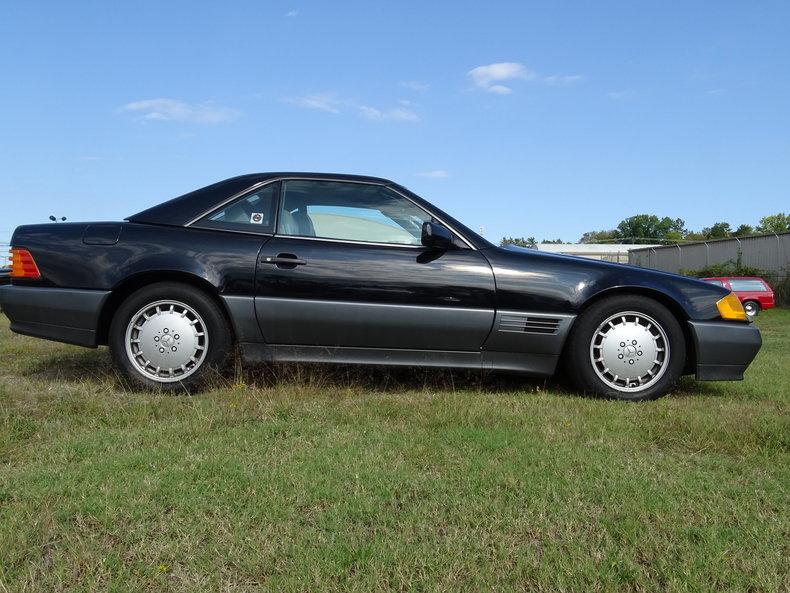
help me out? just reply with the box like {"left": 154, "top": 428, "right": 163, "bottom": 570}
{"left": 196, "top": 183, "right": 278, "bottom": 233}
{"left": 704, "top": 279, "right": 725, "bottom": 287}
{"left": 277, "top": 180, "right": 433, "bottom": 246}
{"left": 729, "top": 279, "right": 768, "bottom": 292}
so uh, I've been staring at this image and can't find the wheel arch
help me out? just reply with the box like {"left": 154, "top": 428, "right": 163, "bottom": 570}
{"left": 96, "top": 271, "right": 235, "bottom": 346}
{"left": 571, "top": 286, "right": 697, "bottom": 374}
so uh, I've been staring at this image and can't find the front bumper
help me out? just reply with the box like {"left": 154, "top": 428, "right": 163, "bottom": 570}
{"left": 688, "top": 320, "right": 762, "bottom": 381}
{"left": 0, "top": 285, "right": 110, "bottom": 347}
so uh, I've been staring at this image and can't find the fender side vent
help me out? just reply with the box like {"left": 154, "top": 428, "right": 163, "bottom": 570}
{"left": 499, "top": 315, "right": 561, "bottom": 335}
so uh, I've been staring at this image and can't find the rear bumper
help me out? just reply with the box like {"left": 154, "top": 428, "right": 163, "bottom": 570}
{"left": 688, "top": 320, "right": 762, "bottom": 381}
{"left": 0, "top": 285, "right": 110, "bottom": 347}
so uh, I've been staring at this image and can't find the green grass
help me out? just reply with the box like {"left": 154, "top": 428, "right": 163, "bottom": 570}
{"left": 0, "top": 311, "right": 788, "bottom": 592}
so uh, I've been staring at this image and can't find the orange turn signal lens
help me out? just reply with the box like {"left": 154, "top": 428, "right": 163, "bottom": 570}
{"left": 9, "top": 248, "right": 41, "bottom": 279}
{"left": 716, "top": 293, "right": 748, "bottom": 321}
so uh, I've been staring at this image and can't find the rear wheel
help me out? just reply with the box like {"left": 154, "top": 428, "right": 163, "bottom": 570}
{"left": 109, "top": 282, "right": 232, "bottom": 391}
{"left": 564, "top": 295, "right": 686, "bottom": 401}
{"left": 742, "top": 300, "right": 760, "bottom": 317}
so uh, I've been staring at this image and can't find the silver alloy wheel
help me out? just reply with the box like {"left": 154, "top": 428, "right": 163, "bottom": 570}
{"left": 589, "top": 311, "right": 670, "bottom": 393}
{"left": 743, "top": 301, "right": 758, "bottom": 316}
{"left": 124, "top": 300, "right": 209, "bottom": 383}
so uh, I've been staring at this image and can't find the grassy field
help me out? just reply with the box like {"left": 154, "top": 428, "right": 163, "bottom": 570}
{"left": 0, "top": 310, "right": 788, "bottom": 592}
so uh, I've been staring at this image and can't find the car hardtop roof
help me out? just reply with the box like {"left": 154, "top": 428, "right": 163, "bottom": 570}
{"left": 127, "top": 172, "right": 399, "bottom": 227}
{"left": 242, "top": 172, "right": 397, "bottom": 184}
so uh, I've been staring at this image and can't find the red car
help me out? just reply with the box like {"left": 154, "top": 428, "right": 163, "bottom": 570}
{"left": 702, "top": 277, "right": 775, "bottom": 316}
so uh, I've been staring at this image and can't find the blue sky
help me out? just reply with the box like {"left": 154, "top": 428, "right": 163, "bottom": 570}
{"left": 1, "top": 1, "right": 789, "bottom": 244}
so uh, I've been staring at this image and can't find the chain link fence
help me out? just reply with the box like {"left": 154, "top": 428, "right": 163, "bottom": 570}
{"left": 0, "top": 242, "right": 9, "bottom": 286}
{"left": 629, "top": 232, "right": 790, "bottom": 306}
{"left": 0, "top": 242, "right": 9, "bottom": 269}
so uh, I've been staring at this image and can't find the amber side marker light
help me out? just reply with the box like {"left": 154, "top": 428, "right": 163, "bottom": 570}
{"left": 9, "top": 248, "right": 41, "bottom": 279}
{"left": 717, "top": 292, "right": 748, "bottom": 321}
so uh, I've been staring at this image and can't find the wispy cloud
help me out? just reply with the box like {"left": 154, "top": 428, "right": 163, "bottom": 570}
{"left": 287, "top": 93, "right": 419, "bottom": 122}
{"left": 120, "top": 98, "right": 240, "bottom": 123}
{"left": 358, "top": 105, "right": 419, "bottom": 122}
{"left": 400, "top": 80, "right": 429, "bottom": 92}
{"left": 543, "top": 74, "right": 585, "bottom": 86}
{"left": 467, "top": 62, "right": 535, "bottom": 94}
{"left": 287, "top": 93, "right": 342, "bottom": 113}
{"left": 285, "top": 9, "right": 298, "bottom": 17}
{"left": 608, "top": 90, "right": 636, "bottom": 100}
{"left": 468, "top": 62, "right": 585, "bottom": 94}
{"left": 417, "top": 170, "right": 449, "bottom": 178}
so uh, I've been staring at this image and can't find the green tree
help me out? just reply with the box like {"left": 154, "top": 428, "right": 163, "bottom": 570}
{"left": 732, "top": 224, "right": 754, "bottom": 237}
{"left": 615, "top": 215, "right": 687, "bottom": 243}
{"left": 541, "top": 238, "right": 565, "bottom": 244}
{"left": 500, "top": 236, "right": 536, "bottom": 248}
{"left": 702, "top": 222, "right": 732, "bottom": 239}
{"left": 756, "top": 213, "right": 790, "bottom": 234}
{"left": 579, "top": 229, "right": 620, "bottom": 243}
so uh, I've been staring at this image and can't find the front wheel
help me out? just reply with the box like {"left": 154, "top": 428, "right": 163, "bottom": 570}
{"left": 742, "top": 300, "right": 760, "bottom": 317}
{"left": 109, "top": 282, "right": 232, "bottom": 391}
{"left": 563, "top": 295, "right": 686, "bottom": 401}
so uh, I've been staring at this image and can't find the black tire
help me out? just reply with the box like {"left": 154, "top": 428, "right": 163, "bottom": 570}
{"left": 563, "top": 295, "right": 686, "bottom": 401}
{"left": 742, "top": 300, "right": 760, "bottom": 317}
{"left": 109, "top": 282, "right": 233, "bottom": 392}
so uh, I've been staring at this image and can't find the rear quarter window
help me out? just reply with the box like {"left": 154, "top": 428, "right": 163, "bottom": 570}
{"left": 193, "top": 183, "right": 279, "bottom": 234}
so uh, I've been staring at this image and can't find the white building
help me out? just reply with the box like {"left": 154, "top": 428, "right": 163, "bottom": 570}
{"left": 534, "top": 243, "right": 659, "bottom": 264}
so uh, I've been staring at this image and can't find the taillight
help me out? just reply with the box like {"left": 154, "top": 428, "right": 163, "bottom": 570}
{"left": 10, "top": 248, "right": 41, "bottom": 279}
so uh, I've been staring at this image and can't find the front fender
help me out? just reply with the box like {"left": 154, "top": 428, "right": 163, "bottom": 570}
{"left": 483, "top": 247, "right": 727, "bottom": 321}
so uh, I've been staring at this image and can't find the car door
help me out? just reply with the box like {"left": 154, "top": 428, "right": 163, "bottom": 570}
{"left": 254, "top": 179, "right": 496, "bottom": 351}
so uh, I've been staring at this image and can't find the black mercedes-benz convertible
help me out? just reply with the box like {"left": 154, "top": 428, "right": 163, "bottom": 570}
{"left": 0, "top": 173, "right": 761, "bottom": 400}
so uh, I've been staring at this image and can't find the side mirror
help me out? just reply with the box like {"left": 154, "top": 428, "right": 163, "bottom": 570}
{"left": 421, "top": 221, "right": 454, "bottom": 250}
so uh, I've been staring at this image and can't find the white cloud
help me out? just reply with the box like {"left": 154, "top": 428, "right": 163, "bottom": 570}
{"left": 487, "top": 84, "right": 513, "bottom": 95}
{"left": 467, "top": 62, "right": 585, "bottom": 94}
{"left": 120, "top": 98, "right": 240, "bottom": 124}
{"left": 400, "top": 80, "right": 429, "bottom": 92}
{"left": 467, "top": 62, "right": 535, "bottom": 94}
{"left": 417, "top": 170, "right": 450, "bottom": 178}
{"left": 357, "top": 104, "right": 419, "bottom": 122}
{"left": 543, "top": 74, "right": 585, "bottom": 86}
{"left": 287, "top": 93, "right": 419, "bottom": 122}
{"left": 287, "top": 93, "right": 342, "bottom": 113}
{"left": 285, "top": 9, "right": 298, "bottom": 17}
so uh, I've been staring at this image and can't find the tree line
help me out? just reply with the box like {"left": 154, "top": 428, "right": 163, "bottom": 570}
{"left": 501, "top": 212, "right": 789, "bottom": 248}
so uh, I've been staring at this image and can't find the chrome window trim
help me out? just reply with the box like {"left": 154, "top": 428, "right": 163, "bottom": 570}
{"left": 185, "top": 176, "right": 477, "bottom": 250}
{"left": 186, "top": 225, "right": 275, "bottom": 238}
{"left": 272, "top": 234, "right": 424, "bottom": 250}
{"left": 384, "top": 185, "right": 476, "bottom": 250}
{"left": 184, "top": 179, "right": 283, "bottom": 227}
